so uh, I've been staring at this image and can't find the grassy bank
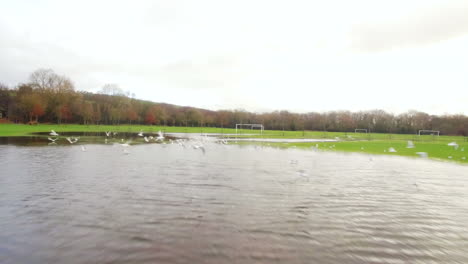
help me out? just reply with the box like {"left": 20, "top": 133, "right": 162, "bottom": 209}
{"left": 1, "top": 123, "right": 467, "bottom": 164}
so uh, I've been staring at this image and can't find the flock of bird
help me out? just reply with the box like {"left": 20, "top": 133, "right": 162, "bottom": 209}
{"left": 379, "top": 140, "right": 465, "bottom": 160}
{"left": 45, "top": 129, "right": 465, "bottom": 160}
{"left": 45, "top": 129, "right": 230, "bottom": 155}
{"left": 48, "top": 130, "right": 85, "bottom": 151}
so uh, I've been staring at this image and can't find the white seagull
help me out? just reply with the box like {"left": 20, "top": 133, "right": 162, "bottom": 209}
{"left": 192, "top": 144, "right": 206, "bottom": 154}
{"left": 155, "top": 130, "right": 164, "bottom": 141}
{"left": 48, "top": 137, "right": 58, "bottom": 145}
{"left": 120, "top": 142, "right": 131, "bottom": 147}
{"left": 119, "top": 140, "right": 132, "bottom": 147}
{"left": 448, "top": 142, "right": 459, "bottom": 150}
{"left": 50, "top": 130, "right": 59, "bottom": 136}
{"left": 66, "top": 137, "right": 79, "bottom": 144}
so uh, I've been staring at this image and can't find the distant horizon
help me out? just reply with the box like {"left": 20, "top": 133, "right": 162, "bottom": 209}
{"left": 1, "top": 78, "right": 467, "bottom": 117}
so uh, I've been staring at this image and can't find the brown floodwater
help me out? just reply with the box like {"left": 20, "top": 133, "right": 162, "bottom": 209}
{"left": 1, "top": 137, "right": 468, "bottom": 264}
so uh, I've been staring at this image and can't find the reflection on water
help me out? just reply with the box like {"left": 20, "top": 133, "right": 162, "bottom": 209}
{"left": 0, "top": 133, "right": 179, "bottom": 146}
{"left": 0, "top": 136, "right": 47, "bottom": 146}
{"left": 1, "top": 141, "right": 468, "bottom": 264}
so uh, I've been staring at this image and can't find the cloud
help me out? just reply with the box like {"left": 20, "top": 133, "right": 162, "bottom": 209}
{"left": 158, "top": 55, "right": 248, "bottom": 91}
{"left": 351, "top": 0, "right": 468, "bottom": 52}
{"left": 0, "top": 0, "right": 467, "bottom": 115}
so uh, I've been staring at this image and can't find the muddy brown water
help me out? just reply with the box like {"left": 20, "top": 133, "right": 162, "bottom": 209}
{"left": 1, "top": 137, "right": 468, "bottom": 264}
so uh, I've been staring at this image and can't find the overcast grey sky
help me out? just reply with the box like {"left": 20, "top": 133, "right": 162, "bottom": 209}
{"left": 1, "top": 0, "right": 467, "bottom": 114}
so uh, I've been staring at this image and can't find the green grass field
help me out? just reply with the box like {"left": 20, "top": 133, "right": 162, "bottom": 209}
{"left": 0, "top": 124, "right": 237, "bottom": 137}
{"left": 1, "top": 124, "right": 467, "bottom": 164}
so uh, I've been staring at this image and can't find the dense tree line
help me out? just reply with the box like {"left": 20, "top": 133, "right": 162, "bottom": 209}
{"left": 1, "top": 69, "right": 467, "bottom": 135}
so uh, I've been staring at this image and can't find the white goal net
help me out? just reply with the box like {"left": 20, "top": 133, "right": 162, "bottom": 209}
{"left": 236, "top": 124, "right": 264, "bottom": 135}
{"left": 418, "top": 130, "right": 440, "bottom": 136}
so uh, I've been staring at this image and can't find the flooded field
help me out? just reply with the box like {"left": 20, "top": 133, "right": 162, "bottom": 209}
{"left": 1, "top": 136, "right": 468, "bottom": 264}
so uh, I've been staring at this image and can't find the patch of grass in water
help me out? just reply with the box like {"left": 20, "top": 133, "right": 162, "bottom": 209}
{"left": 261, "top": 140, "right": 468, "bottom": 164}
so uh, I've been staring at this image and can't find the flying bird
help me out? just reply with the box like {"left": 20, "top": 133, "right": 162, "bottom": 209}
{"left": 119, "top": 140, "right": 132, "bottom": 148}
{"left": 155, "top": 130, "right": 165, "bottom": 141}
{"left": 66, "top": 137, "right": 79, "bottom": 144}
{"left": 192, "top": 144, "right": 206, "bottom": 154}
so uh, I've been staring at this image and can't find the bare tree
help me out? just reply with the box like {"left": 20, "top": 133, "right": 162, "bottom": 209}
{"left": 98, "top": 84, "right": 125, "bottom": 96}
{"left": 29, "top": 68, "right": 74, "bottom": 92}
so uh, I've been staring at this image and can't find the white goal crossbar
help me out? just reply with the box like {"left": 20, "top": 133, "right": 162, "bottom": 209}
{"left": 236, "top": 124, "right": 264, "bottom": 135}
{"left": 418, "top": 130, "right": 440, "bottom": 136}
{"left": 354, "top": 128, "right": 368, "bottom": 133}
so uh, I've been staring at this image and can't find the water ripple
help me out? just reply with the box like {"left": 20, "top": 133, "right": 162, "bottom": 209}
{"left": 1, "top": 145, "right": 468, "bottom": 263}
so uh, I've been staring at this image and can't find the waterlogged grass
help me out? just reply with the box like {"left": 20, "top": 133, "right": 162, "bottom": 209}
{"left": 234, "top": 130, "right": 465, "bottom": 143}
{"left": 1, "top": 123, "right": 467, "bottom": 163}
{"left": 246, "top": 140, "right": 468, "bottom": 164}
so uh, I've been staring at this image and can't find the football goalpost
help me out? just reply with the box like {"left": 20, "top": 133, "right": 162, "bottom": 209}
{"left": 354, "top": 128, "right": 368, "bottom": 133}
{"left": 236, "top": 124, "right": 264, "bottom": 135}
{"left": 418, "top": 130, "right": 440, "bottom": 136}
